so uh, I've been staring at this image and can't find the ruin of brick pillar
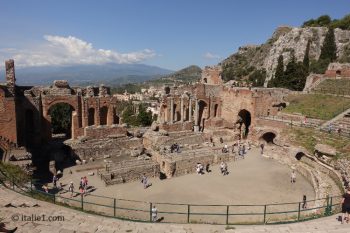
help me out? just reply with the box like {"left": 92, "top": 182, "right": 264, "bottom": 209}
{"left": 72, "top": 111, "right": 78, "bottom": 139}
{"left": 170, "top": 97, "right": 174, "bottom": 124}
{"left": 194, "top": 99, "right": 199, "bottom": 126}
{"left": 107, "top": 106, "right": 114, "bottom": 125}
{"left": 180, "top": 97, "right": 184, "bottom": 122}
{"left": 189, "top": 98, "right": 192, "bottom": 122}
{"left": 5, "top": 59, "right": 16, "bottom": 96}
{"left": 96, "top": 100, "right": 101, "bottom": 126}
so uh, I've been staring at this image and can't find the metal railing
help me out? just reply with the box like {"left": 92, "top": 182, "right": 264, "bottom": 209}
{"left": 0, "top": 168, "right": 343, "bottom": 225}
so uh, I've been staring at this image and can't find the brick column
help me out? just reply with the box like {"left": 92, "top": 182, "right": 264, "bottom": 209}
{"left": 170, "top": 97, "right": 174, "bottom": 124}
{"left": 194, "top": 99, "right": 199, "bottom": 126}
{"left": 180, "top": 97, "right": 184, "bottom": 122}
{"left": 189, "top": 98, "right": 192, "bottom": 122}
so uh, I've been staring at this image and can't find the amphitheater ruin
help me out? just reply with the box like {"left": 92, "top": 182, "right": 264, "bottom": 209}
{"left": 0, "top": 59, "right": 349, "bottom": 224}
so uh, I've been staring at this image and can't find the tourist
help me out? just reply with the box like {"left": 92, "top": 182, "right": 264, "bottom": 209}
{"left": 291, "top": 171, "right": 296, "bottom": 183}
{"left": 220, "top": 161, "right": 228, "bottom": 176}
{"left": 206, "top": 163, "right": 211, "bottom": 173}
{"left": 260, "top": 143, "right": 264, "bottom": 155}
{"left": 141, "top": 173, "right": 149, "bottom": 188}
{"left": 341, "top": 187, "right": 350, "bottom": 224}
{"left": 42, "top": 184, "right": 49, "bottom": 193}
{"left": 152, "top": 205, "right": 158, "bottom": 222}
{"left": 196, "top": 163, "right": 204, "bottom": 175}
{"left": 52, "top": 175, "right": 58, "bottom": 188}
{"left": 79, "top": 184, "right": 84, "bottom": 197}
{"left": 83, "top": 176, "right": 88, "bottom": 195}
{"left": 222, "top": 144, "right": 228, "bottom": 153}
{"left": 220, "top": 137, "right": 223, "bottom": 144}
{"left": 68, "top": 181, "right": 74, "bottom": 197}
{"left": 302, "top": 195, "right": 307, "bottom": 209}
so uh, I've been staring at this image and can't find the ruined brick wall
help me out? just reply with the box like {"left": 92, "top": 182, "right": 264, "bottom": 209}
{"left": 325, "top": 63, "right": 350, "bottom": 78}
{"left": 84, "top": 125, "right": 127, "bottom": 139}
{"left": 0, "top": 87, "right": 18, "bottom": 146}
{"left": 201, "top": 66, "right": 223, "bottom": 85}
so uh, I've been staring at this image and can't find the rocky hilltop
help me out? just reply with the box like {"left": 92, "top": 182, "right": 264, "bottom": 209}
{"left": 221, "top": 26, "right": 350, "bottom": 84}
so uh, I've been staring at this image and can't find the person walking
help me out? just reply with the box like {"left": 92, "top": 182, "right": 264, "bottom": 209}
{"left": 141, "top": 173, "right": 148, "bottom": 188}
{"left": 302, "top": 195, "right": 307, "bottom": 209}
{"left": 341, "top": 187, "right": 350, "bottom": 224}
{"left": 68, "top": 181, "right": 74, "bottom": 197}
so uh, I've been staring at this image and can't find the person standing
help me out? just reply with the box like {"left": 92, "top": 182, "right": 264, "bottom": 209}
{"left": 260, "top": 143, "right": 264, "bottom": 155}
{"left": 341, "top": 187, "right": 350, "bottom": 224}
{"left": 302, "top": 195, "right": 307, "bottom": 209}
{"left": 291, "top": 171, "right": 296, "bottom": 183}
{"left": 68, "top": 181, "right": 74, "bottom": 197}
{"left": 152, "top": 205, "right": 158, "bottom": 222}
{"left": 141, "top": 173, "right": 148, "bottom": 189}
{"left": 52, "top": 175, "right": 58, "bottom": 188}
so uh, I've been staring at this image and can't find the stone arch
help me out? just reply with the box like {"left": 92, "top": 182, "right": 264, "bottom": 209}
{"left": 198, "top": 100, "right": 208, "bottom": 129}
{"left": 88, "top": 108, "right": 95, "bottom": 126}
{"left": 100, "top": 106, "right": 108, "bottom": 125}
{"left": 164, "top": 87, "right": 170, "bottom": 94}
{"left": 295, "top": 152, "right": 305, "bottom": 161}
{"left": 203, "top": 78, "right": 207, "bottom": 83}
{"left": 48, "top": 103, "right": 75, "bottom": 139}
{"left": 336, "top": 70, "right": 341, "bottom": 76}
{"left": 237, "top": 109, "right": 251, "bottom": 138}
{"left": 260, "top": 132, "right": 276, "bottom": 144}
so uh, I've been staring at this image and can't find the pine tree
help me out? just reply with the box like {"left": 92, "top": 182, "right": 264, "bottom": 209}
{"left": 319, "top": 27, "right": 337, "bottom": 62}
{"left": 270, "top": 54, "right": 284, "bottom": 87}
{"left": 303, "top": 40, "right": 311, "bottom": 72}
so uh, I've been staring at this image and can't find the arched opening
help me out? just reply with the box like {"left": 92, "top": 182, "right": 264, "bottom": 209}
{"left": 214, "top": 104, "right": 218, "bottom": 117}
{"left": 198, "top": 100, "right": 208, "bottom": 130}
{"left": 48, "top": 103, "right": 74, "bottom": 139}
{"left": 237, "top": 109, "right": 251, "bottom": 139}
{"left": 25, "top": 109, "right": 35, "bottom": 146}
{"left": 173, "top": 104, "right": 177, "bottom": 122}
{"left": 176, "top": 111, "right": 181, "bottom": 122}
{"left": 295, "top": 152, "right": 305, "bottom": 161}
{"left": 114, "top": 115, "right": 120, "bottom": 124}
{"left": 336, "top": 70, "right": 341, "bottom": 76}
{"left": 88, "top": 108, "right": 95, "bottom": 126}
{"left": 0, "top": 147, "right": 4, "bottom": 161}
{"left": 100, "top": 106, "right": 108, "bottom": 125}
{"left": 185, "top": 108, "right": 189, "bottom": 121}
{"left": 164, "top": 87, "right": 170, "bottom": 94}
{"left": 260, "top": 132, "right": 276, "bottom": 144}
{"left": 203, "top": 78, "right": 207, "bottom": 83}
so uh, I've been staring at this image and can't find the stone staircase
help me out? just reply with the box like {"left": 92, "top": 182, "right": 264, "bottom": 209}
{"left": 320, "top": 109, "right": 350, "bottom": 137}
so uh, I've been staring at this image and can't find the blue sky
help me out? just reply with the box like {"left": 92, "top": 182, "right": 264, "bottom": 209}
{"left": 0, "top": 0, "right": 348, "bottom": 71}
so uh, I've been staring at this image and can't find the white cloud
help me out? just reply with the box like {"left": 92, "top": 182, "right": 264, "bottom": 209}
{"left": 0, "top": 35, "right": 156, "bottom": 67}
{"left": 204, "top": 52, "right": 221, "bottom": 59}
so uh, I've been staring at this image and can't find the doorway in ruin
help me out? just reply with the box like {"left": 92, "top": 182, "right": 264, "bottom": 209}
{"left": 260, "top": 132, "right": 276, "bottom": 144}
{"left": 295, "top": 152, "right": 305, "bottom": 161}
{"left": 214, "top": 104, "right": 218, "bottom": 117}
{"left": 173, "top": 104, "right": 177, "bottom": 122}
{"left": 48, "top": 103, "right": 74, "bottom": 139}
{"left": 88, "top": 108, "right": 95, "bottom": 126}
{"left": 25, "top": 109, "right": 35, "bottom": 146}
{"left": 198, "top": 100, "right": 208, "bottom": 130}
{"left": 0, "top": 147, "right": 4, "bottom": 161}
{"left": 114, "top": 115, "right": 120, "bottom": 124}
{"left": 237, "top": 109, "right": 251, "bottom": 138}
{"left": 100, "top": 106, "right": 108, "bottom": 125}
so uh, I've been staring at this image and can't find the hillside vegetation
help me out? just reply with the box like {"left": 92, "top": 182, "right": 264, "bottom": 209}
{"left": 314, "top": 79, "right": 350, "bottom": 96}
{"left": 283, "top": 94, "right": 350, "bottom": 120}
{"left": 302, "top": 14, "right": 350, "bottom": 30}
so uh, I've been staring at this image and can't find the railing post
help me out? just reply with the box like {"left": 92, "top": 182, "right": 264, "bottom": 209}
{"left": 114, "top": 198, "right": 116, "bottom": 217}
{"left": 263, "top": 205, "right": 267, "bottom": 224}
{"left": 30, "top": 179, "right": 33, "bottom": 193}
{"left": 53, "top": 193, "right": 56, "bottom": 204}
{"left": 325, "top": 196, "right": 329, "bottom": 216}
{"left": 297, "top": 202, "right": 301, "bottom": 221}
{"left": 329, "top": 197, "right": 333, "bottom": 214}
{"left": 226, "top": 205, "right": 229, "bottom": 225}
{"left": 187, "top": 205, "right": 190, "bottom": 223}
{"left": 12, "top": 177, "right": 14, "bottom": 190}
{"left": 81, "top": 194, "right": 84, "bottom": 210}
{"left": 149, "top": 202, "right": 153, "bottom": 222}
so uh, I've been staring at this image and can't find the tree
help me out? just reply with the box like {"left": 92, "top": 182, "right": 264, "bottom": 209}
{"left": 137, "top": 104, "right": 153, "bottom": 126}
{"left": 303, "top": 40, "right": 311, "bottom": 72}
{"left": 49, "top": 103, "right": 72, "bottom": 136}
{"left": 248, "top": 69, "right": 266, "bottom": 87}
{"left": 283, "top": 54, "right": 308, "bottom": 91}
{"left": 319, "top": 27, "right": 337, "bottom": 62}
{"left": 269, "top": 55, "right": 284, "bottom": 87}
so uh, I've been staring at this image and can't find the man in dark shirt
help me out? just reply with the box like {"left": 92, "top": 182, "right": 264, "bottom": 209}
{"left": 341, "top": 187, "right": 350, "bottom": 224}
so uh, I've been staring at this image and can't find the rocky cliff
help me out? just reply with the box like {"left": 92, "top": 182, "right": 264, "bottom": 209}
{"left": 221, "top": 26, "right": 350, "bottom": 85}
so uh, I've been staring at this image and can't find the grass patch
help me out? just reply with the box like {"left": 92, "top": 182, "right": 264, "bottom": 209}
{"left": 314, "top": 79, "right": 350, "bottom": 96}
{"left": 284, "top": 127, "right": 350, "bottom": 157}
{"left": 0, "top": 162, "right": 30, "bottom": 185}
{"left": 283, "top": 94, "right": 350, "bottom": 120}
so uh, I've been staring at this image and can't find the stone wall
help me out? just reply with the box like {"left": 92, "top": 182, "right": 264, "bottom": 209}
{"left": 84, "top": 125, "right": 127, "bottom": 139}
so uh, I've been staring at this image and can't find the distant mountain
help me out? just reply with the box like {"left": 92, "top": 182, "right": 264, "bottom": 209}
{"left": 0, "top": 63, "right": 173, "bottom": 86}
{"left": 147, "top": 65, "right": 202, "bottom": 85}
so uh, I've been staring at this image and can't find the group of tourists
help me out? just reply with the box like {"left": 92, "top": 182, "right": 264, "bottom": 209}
{"left": 170, "top": 143, "right": 180, "bottom": 153}
{"left": 141, "top": 173, "right": 152, "bottom": 189}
